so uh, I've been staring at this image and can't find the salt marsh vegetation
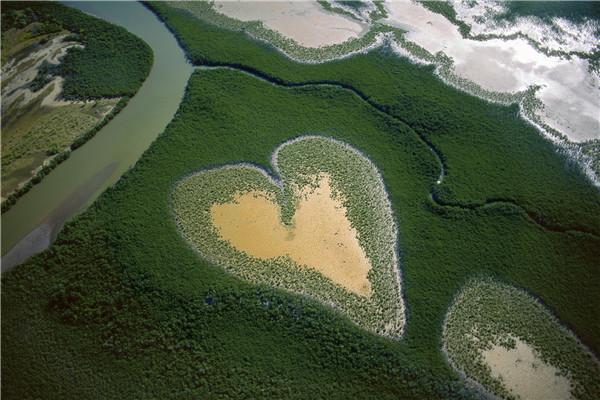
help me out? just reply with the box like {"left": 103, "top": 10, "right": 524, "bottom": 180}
{"left": 1, "top": 2, "right": 152, "bottom": 211}
{"left": 443, "top": 279, "right": 600, "bottom": 400}
{"left": 172, "top": 136, "right": 405, "bottom": 338}
{"left": 162, "top": 1, "right": 599, "bottom": 183}
{"left": 168, "top": 1, "right": 385, "bottom": 63}
{"left": 214, "top": 1, "right": 367, "bottom": 48}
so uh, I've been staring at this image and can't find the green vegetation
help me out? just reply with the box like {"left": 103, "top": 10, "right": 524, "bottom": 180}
{"left": 3, "top": 68, "right": 478, "bottom": 399}
{"left": 0, "top": 6, "right": 62, "bottom": 64}
{"left": 444, "top": 279, "right": 600, "bottom": 400}
{"left": 1, "top": 96, "right": 120, "bottom": 195}
{"left": 417, "top": 1, "right": 471, "bottom": 36}
{"left": 148, "top": 2, "right": 600, "bottom": 235}
{"left": 316, "top": 1, "right": 362, "bottom": 21}
{"left": 3, "top": 61, "right": 599, "bottom": 397}
{"left": 2, "top": 2, "right": 152, "bottom": 99}
{"left": 338, "top": 1, "right": 367, "bottom": 11}
{"left": 502, "top": 1, "right": 600, "bottom": 23}
{"left": 581, "top": 140, "right": 600, "bottom": 177}
{"left": 1, "top": 2, "right": 152, "bottom": 211}
{"left": 169, "top": 2, "right": 383, "bottom": 62}
{"left": 370, "top": 1, "right": 388, "bottom": 21}
{"left": 2, "top": 3, "right": 599, "bottom": 399}
{"left": 1, "top": 93, "right": 130, "bottom": 212}
{"left": 173, "top": 137, "right": 405, "bottom": 338}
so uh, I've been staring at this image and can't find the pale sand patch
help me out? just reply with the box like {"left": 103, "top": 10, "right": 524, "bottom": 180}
{"left": 210, "top": 174, "right": 372, "bottom": 296}
{"left": 382, "top": 1, "right": 599, "bottom": 142}
{"left": 1, "top": 35, "right": 82, "bottom": 110}
{"left": 482, "top": 337, "right": 572, "bottom": 400}
{"left": 214, "top": 1, "right": 367, "bottom": 47}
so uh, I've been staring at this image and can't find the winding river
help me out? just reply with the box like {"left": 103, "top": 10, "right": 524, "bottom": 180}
{"left": 1, "top": 2, "right": 193, "bottom": 270}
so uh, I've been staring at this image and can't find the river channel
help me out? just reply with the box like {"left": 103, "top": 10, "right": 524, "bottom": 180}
{"left": 2, "top": 1, "right": 193, "bottom": 270}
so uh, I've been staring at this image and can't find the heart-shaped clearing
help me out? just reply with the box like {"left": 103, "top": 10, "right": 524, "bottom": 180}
{"left": 211, "top": 173, "right": 372, "bottom": 297}
{"left": 172, "top": 136, "right": 405, "bottom": 338}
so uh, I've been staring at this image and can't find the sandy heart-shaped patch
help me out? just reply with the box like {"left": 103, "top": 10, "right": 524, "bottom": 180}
{"left": 172, "top": 136, "right": 405, "bottom": 337}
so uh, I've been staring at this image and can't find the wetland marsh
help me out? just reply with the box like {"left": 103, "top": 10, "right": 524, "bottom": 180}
{"left": 1, "top": 1, "right": 192, "bottom": 269}
{"left": 2, "top": 1, "right": 599, "bottom": 399}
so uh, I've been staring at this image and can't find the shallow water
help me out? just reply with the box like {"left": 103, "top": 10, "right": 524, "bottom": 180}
{"left": 211, "top": 174, "right": 373, "bottom": 296}
{"left": 383, "top": 1, "right": 599, "bottom": 143}
{"left": 1, "top": 2, "right": 193, "bottom": 267}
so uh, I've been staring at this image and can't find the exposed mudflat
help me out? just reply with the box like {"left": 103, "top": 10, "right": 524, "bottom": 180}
{"left": 210, "top": 173, "right": 372, "bottom": 296}
{"left": 1, "top": 34, "right": 82, "bottom": 110}
{"left": 214, "top": 1, "right": 367, "bottom": 47}
{"left": 382, "top": 1, "right": 599, "bottom": 143}
{"left": 1, "top": 32, "right": 120, "bottom": 198}
{"left": 482, "top": 337, "right": 572, "bottom": 400}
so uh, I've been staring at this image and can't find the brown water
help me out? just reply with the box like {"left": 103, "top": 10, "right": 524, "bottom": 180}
{"left": 1, "top": 2, "right": 193, "bottom": 270}
{"left": 211, "top": 174, "right": 372, "bottom": 296}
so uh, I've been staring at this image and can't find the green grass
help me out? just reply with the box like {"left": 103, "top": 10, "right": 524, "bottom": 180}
{"left": 417, "top": 1, "right": 471, "bottom": 36}
{"left": 502, "top": 1, "right": 600, "bottom": 23}
{"left": 1, "top": 95, "right": 119, "bottom": 195}
{"left": 2, "top": 3, "right": 599, "bottom": 399}
{"left": 317, "top": 1, "right": 362, "bottom": 21}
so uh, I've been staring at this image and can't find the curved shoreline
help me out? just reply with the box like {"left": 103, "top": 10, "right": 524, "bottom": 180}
{"left": 193, "top": 64, "right": 598, "bottom": 239}
{"left": 150, "top": 2, "right": 598, "bottom": 186}
{"left": 1, "top": 2, "right": 193, "bottom": 268}
{"left": 170, "top": 135, "right": 406, "bottom": 338}
{"left": 1, "top": 95, "right": 129, "bottom": 214}
{"left": 442, "top": 277, "right": 600, "bottom": 400}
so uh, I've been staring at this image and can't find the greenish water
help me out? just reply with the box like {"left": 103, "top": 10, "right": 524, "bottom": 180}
{"left": 1, "top": 2, "right": 193, "bottom": 269}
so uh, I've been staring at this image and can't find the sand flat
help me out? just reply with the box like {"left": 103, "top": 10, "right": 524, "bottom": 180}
{"left": 210, "top": 174, "right": 372, "bottom": 296}
{"left": 482, "top": 337, "right": 572, "bottom": 400}
{"left": 214, "top": 1, "right": 367, "bottom": 47}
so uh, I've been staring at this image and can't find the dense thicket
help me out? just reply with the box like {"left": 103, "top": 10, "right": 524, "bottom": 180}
{"left": 147, "top": 2, "right": 600, "bottom": 236}
{"left": 3, "top": 69, "right": 483, "bottom": 399}
{"left": 1, "top": 2, "right": 152, "bottom": 99}
{"left": 2, "top": 3, "right": 599, "bottom": 399}
{"left": 3, "top": 65, "right": 599, "bottom": 398}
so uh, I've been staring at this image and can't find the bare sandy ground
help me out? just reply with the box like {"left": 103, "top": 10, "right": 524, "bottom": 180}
{"left": 383, "top": 1, "right": 599, "bottom": 143}
{"left": 210, "top": 173, "right": 372, "bottom": 296}
{"left": 214, "top": 1, "right": 367, "bottom": 47}
{"left": 482, "top": 337, "right": 572, "bottom": 400}
{"left": 2, "top": 34, "right": 83, "bottom": 110}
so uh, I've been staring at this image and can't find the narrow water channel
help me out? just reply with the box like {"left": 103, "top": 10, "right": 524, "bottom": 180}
{"left": 1, "top": 1, "right": 193, "bottom": 270}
